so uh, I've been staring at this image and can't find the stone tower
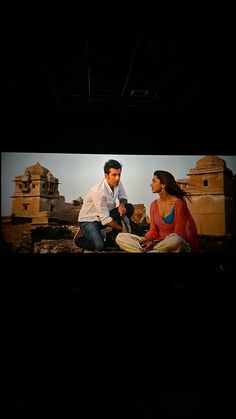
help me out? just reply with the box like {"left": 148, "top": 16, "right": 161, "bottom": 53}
{"left": 11, "top": 162, "right": 80, "bottom": 224}
{"left": 179, "top": 156, "right": 236, "bottom": 235}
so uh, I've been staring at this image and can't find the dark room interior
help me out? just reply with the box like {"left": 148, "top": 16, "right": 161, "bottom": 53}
{"left": 1, "top": 2, "right": 234, "bottom": 417}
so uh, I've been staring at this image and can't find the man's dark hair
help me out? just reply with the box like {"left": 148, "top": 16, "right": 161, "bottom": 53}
{"left": 104, "top": 159, "right": 122, "bottom": 174}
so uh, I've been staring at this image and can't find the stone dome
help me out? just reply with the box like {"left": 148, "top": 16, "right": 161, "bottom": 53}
{"left": 24, "top": 162, "right": 50, "bottom": 176}
{"left": 196, "top": 155, "right": 226, "bottom": 169}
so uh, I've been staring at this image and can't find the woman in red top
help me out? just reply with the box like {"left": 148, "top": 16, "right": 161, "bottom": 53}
{"left": 115, "top": 170, "right": 201, "bottom": 253}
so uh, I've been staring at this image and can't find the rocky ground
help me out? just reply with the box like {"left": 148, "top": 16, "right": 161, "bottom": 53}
{"left": 197, "top": 234, "right": 236, "bottom": 253}
{"left": 33, "top": 234, "right": 236, "bottom": 254}
{"left": 33, "top": 239, "right": 123, "bottom": 253}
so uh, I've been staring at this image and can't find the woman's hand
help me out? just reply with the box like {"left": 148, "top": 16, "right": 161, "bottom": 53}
{"left": 139, "top": 240, "right": 154, "bottom": 252}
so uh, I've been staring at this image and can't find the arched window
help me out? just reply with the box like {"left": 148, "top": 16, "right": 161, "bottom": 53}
{"left": 22, "top": 181, "right": 29, "bottom": 191}
{"left": 203, "top": 179, "right": 208, "bottom": 187}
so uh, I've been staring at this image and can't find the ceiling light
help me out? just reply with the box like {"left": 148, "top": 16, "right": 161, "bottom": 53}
{"left": 130, "top": 90, "right": 150, "bottom": 97}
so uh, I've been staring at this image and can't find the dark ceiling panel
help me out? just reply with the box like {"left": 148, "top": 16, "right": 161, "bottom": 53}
{"left": 2, "top": 2, "right": 234, "bottom": 153}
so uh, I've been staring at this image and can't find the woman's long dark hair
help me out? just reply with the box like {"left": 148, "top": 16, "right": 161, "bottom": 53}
{"left": 154, "top": 170, "right": 191, "bottom": 201}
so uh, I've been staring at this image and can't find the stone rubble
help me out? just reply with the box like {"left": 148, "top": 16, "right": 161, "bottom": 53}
{"left": 33, "top": 239, "right": 124, "bottom": 253}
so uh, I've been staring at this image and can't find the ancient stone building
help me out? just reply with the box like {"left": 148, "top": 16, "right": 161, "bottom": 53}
{"left": 178, "top": 155, "right": 236, "bottom": 235}
{"left": 11, "top": 162, "right": 81, "bottom": 224}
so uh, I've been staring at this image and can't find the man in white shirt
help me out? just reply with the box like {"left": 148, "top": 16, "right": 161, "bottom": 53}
{"left": 73, "top": 159, "right": 134, "bottom": 252}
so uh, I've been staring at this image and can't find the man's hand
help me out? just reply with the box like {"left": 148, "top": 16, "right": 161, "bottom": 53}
{"left": 107, "top": 219, "right": 123, "bottom": 232}
{"left": 118, "top": 203, "right": 127, "bottom": 217}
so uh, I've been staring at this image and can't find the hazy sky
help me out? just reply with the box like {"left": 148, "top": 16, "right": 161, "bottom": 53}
{"left": 1, "top": 153, "right": 236, "bottom": 217}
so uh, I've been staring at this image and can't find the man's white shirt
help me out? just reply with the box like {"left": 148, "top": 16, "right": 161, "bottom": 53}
{"left": 78, "top": 178, "right": 128, "bottom": 225}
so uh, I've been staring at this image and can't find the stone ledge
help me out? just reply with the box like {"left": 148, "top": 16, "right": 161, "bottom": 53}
{"left": 198, "top": 234, "right": 236, "bottom": 252}
{"left": 33, "top": 239, "right": 124, "bottom": 253}
{"left": 33, "top": 236, "right": 236, "bottom": 254}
